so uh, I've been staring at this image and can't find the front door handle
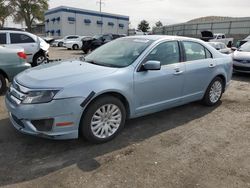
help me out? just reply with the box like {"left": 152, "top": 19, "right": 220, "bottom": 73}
{"left": 174, "top": 68, "right": 183, "bottom": 75}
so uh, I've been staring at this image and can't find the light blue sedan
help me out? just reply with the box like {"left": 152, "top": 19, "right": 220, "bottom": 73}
{"left": 5, "top": 36, "right": 233, "bottom": 143}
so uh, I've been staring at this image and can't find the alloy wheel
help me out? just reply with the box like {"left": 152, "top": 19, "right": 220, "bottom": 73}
{"left": 209, "top": 81, "right": 222, "bottom": 104}
{"left": 90, "top": 104, "right": 122, "bottom": 139}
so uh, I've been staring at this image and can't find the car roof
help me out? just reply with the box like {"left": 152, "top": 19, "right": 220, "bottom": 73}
{"left": 124, "top": 35, "right": 203, "bottom": 42}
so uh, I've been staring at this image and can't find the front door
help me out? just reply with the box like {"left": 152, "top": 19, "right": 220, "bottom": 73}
{"left": 134, "top": 41, "right": 185, "bottom": 115}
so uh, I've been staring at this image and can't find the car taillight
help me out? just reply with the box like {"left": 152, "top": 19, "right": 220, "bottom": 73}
{"left": 17, "top": 52, "right": 27, "bottom": 59}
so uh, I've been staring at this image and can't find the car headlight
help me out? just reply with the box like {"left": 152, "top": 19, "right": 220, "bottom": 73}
{"left": 22, "top": 90, "right": 59, "bottom": 104}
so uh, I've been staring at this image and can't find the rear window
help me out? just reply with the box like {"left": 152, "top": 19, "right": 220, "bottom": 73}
{"left": 10, "top": 33, "right": 35, "bottom": 44}
{"left": 0, "top": 33, "right": 6, "bottom": 44}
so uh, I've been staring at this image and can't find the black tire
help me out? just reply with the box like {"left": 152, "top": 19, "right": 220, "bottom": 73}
{"left": 202, "top": 77, "right": 224, "bottom": 106}
{"left": 72, "top": 44, "right": 79, "bottom": 50}
{"left": 32, "top": 53, "right": 45, "bottom": 67}
{"left": 58, "top": 42, "right": 63, "bottom": 47}
{"left": 80, "top": 96, "right": 126, "bottom": 144}
{"left": 0, "top": 74, "right": 7, "bottom": 95}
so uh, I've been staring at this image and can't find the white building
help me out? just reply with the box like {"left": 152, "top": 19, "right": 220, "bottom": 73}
{"left": 45, "top": 6, "right": 129, "bottom": 37}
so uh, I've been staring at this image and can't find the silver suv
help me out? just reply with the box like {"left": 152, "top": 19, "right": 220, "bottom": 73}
{"left": 0, "top": 29, "right": 50, "bottom": 66}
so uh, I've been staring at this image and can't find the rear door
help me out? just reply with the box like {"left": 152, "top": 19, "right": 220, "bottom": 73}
{"left": 181, "top": 41, "right": 216, "bottom": 102}
{"left": 8, "top": 32, "right": 38, "bottom": 63}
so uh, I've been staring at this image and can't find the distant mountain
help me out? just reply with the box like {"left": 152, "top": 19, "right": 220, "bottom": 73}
{"left": 187, "top": 16, "right": 234, "bottom": 23}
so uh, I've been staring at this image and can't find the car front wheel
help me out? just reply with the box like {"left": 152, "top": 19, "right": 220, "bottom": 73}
{"left": 0, "top": 74, "right": 7, "bottom": 95}
{"left": 33, "top": 54, "right": 46, "bottom": 67}
{"left": 80, "top": 96, "right": 126, "bottom": 143}
{"left": 202, "top": 77, "right": 224, "bottom": 106}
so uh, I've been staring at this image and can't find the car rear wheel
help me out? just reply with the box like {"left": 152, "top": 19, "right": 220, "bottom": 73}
{"left": 72, "top": 44, "right": 79, "bottom": 50}
{"left": 202, "top": 77, "right": 224, "bottom": 106}
{"left": 0, "top": 74, "right": 7, "bottom": 95}
{"left": 80, "top": 96, "right": 126, "bottom": 143}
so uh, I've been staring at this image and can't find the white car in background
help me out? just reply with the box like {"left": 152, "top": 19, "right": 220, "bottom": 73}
{"left": 207, "top": 42, "right": 232, "bottom": 54}
{"left": 0, "top": 29, "right": 49, "bottom": 66}
{"left": 65, "top": 36, "right": 92, "bottom": 50}
{"left": 52, "top": 35, "right": 80, "bottom": 47}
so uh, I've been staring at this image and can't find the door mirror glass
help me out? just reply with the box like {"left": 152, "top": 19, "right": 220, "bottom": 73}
{"left": 143, "top": 61, "right": 161, "bottom": 71}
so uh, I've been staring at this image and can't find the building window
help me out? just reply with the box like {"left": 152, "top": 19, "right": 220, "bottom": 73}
{"left": 45, "top": 19, "right": 49, "bottom": 23}
{"left": 56, "top": 30, "right": 61, "bottom": 36}
{"left": 50, "top": 30, "right": 55, "bottom": 36}
{"left": 97, "top": 20, "right": 103, "bottom": 25}
{"left": 51, "top": 18, "right": 56, "bottom": 23}
{"left": 108, "top": 22, "right": 114, "bottom": 26}
{"left": 68, "top": 17, "right": 76, "bottom": 22}
{"left": 119, "top": 23, "right": 124, "bottom": 28}
{"left": 84, "top": 19, "right": 91, "bottom": 24}
{"left": 56, "top": 17, "right": 60, "bottom": 22}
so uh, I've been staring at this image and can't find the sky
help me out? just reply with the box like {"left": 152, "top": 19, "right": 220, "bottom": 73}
{"left": 49, "top": 0, "right": 250, "bottom": 29}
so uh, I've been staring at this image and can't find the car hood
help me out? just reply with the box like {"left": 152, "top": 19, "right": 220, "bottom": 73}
{"left": 233, "top": 51, "right": 250, "bottom": 60}
{"left": 15, "top": 60, "right": 118, "bottom": 89}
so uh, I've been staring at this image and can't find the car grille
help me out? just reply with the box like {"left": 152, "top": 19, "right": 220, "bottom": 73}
{"left": 233, "top": 65, "right": 250, "bottom": 72}
{"left": 8, "top": 80, "right": 28, "bottom": 105}
{"left": 234, "top": 59, "right": 250, "bottom": 64}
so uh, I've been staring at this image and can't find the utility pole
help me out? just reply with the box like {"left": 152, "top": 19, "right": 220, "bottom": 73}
{"left": 97, "top": 0, "right": 105, "bottom": 34}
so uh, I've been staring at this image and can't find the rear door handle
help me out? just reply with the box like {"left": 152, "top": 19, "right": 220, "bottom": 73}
{"left": 209, "top": 63, "right": 216, "bottom": 68}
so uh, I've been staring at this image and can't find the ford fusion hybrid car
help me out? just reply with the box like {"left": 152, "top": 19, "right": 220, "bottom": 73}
{"left": 5, "top": 36, "right": 233, "bottom": 143}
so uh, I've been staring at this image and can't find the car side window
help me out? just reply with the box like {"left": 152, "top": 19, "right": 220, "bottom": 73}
{"left": 183, "top": 41, "right": 207, "bottom": 61}
{"left": 144, "top": 41, "right": 180, "bottom": 66}
{"left": 10, "top": 33, "right": 35, "bottom": 44}
{"left": 0, "top": 33, "right": 6, "bottom": 44}
{"left": 103, "top": 35, "right": 112, "bottom": 42}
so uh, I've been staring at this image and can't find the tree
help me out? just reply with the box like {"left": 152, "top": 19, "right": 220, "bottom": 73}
{"left": 0, "top": 0, "right": 11, "bottom": 27}
{"left": 9, "top": 0, "right": 48, "bottom": 31}
{"left": 138, "top": 20, "right": 150, "bottom": 32}
{"left": 155, "top": 21, "right": 163, "bottom": 28}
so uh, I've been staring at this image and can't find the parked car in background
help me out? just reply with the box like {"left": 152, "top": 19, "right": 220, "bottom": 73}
{"left": 0, "top": 29, "right": 49, "bottom": 66}
{"left": 232, "top": 41, "right": 250, "bottom": 73}
{"left": 208, "top": 42, "right": 232, "bottom": 54}
{"left": 52, "top": 35, "right": 80, "bottom": 47}
{"left": 81, "top": 34, "right": 123, "bottom": 54}
{"left": 0, "top": 45, "right": 30, "bottom": 94}
{"left": 64, "top": 36, "right": 92, "bottom": 50}
{"left": 236, "top": 35, "right": 250, "bottom": 48}
{"left": 201, "top": 31, "right": 234, "bottom": 47}
{"left": 5, "top": 36, "right": 232, "bottom": 143}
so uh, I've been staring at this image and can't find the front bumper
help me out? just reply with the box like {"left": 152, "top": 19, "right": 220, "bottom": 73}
{"left": 5, "top": 94, "right": 85, "bottom": 140}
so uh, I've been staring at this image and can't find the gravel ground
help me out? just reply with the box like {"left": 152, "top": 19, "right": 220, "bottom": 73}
{"left": 49, "top": 47, "right": 85, "bottom": 61}
{"left": 0, "top": 48, "right": 249, "bottom": 187}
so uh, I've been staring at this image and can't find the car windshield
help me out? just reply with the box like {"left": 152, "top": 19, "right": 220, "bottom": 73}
{"left": 93, "top": 35, "right": 103, "bottom": 40}
{"left": 238, "top": 42, "right": 250, "bottom": 52}
{"left": 84, "top": 38, "right": 153, "bottom": 68}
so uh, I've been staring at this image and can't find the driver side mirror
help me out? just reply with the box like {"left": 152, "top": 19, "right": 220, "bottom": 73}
{"left": 142, "top": 61, "right": 161, "bottom": 71}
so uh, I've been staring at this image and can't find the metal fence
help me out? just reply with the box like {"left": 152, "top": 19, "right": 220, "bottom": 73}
{"left": 153, "top": 17, "right": 250, "bottom": 42}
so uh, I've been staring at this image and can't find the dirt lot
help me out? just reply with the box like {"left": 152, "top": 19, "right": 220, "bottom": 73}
{"left": 0, "top": 47, "right": 250, "bottom": 188}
